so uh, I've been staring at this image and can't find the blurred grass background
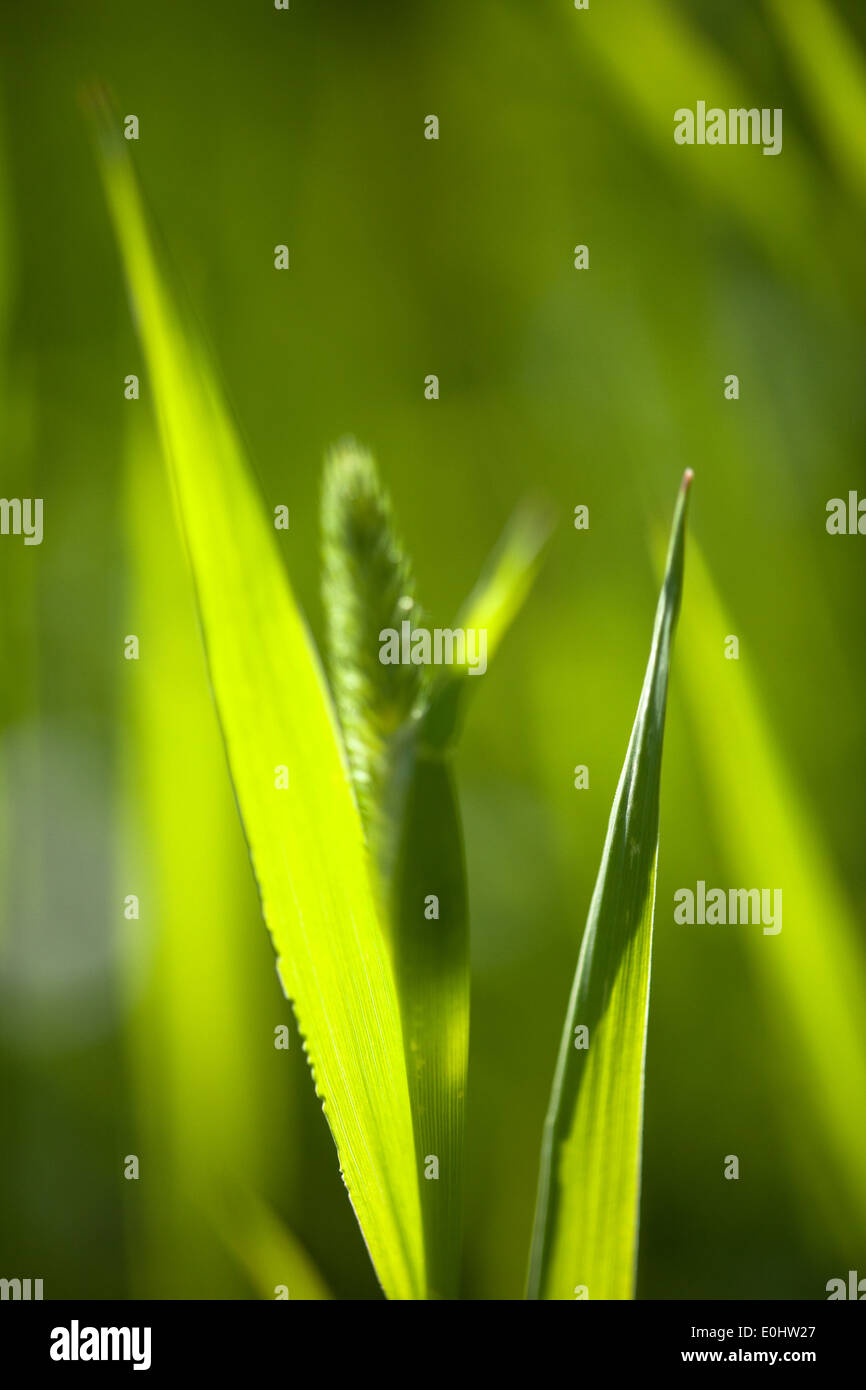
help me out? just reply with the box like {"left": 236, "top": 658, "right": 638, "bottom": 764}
{"left": 1, "top": 0, "right": 865, "bottom": 1298}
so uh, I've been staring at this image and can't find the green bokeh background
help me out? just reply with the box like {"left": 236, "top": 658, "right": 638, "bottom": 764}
{"left": 2, "top": 0, "right": 865, "bottom": 1299}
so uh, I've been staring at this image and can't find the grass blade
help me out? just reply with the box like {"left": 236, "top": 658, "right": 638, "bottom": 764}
{"left": 396, "top": 505, "right": 548, "bottom": 1295}
{"left": 768, "top": 0, "right": 866, "bottom": 207}
{"left": 572, "top": 0, "right": 813, "bottom": 278}
{"left": 421, "top": 503, "right": 552, "bottom": 754}
{"left": 322, "top": 446, "right": 466, "bottom": 1297}
{"left": 322, "top": 447, "right": 547, "bottom": 1296}
{"left": 121, "top": 420, "right": 300, "bottom": 1297}
{"left": 97, "top": 126, "right": 426, "bottom": 1299}
{"left": 527, "top": 471, "right": 692, "bottom": 1301}
{"left": 216, "top": 1190, "right": 333, "bottom": 1301}
{"left": 386, "top": 745, "right": 467, "bottom": 1298}
{"left": 677, "top": 540, "right": 866, "bottom": 1243}
{"left": 387, "top": 506, "right": 549, "bottom": 1296}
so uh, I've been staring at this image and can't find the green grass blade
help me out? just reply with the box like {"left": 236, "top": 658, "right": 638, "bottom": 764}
{"left": 387, "top": 744, "right": 468, "bottom": 1298}
{"left": 97, "top": 132, "right": 426, "bottom": 1300}
{"left": 216, "top": 1190, "right": 333, "bottom": 1301}
{"left": 420, "top": 503, "right": 552, "bottom": 754}
{"left": 321, "top": 456, "right": 546, "bottom": 1296}
{"left": 321, "top": 447, "right": 468, "bottom": 1297}
{"left": 677, "top": 541, "right": 866, "bottom": 1243}
{"left": 395, "top": 505, "right": 548, "bottom": 1295}
{"left": 573, "top": 0, "right": 813, "bottom": 278}
{"left": 122, "top": 420, "right": 314, "bottom": 1299}
{"left": 121, "top": 421, "right": 273, "bottom": 1297}
{"left": 527, "top": 472, "right": 692, "bottom": 1301}
{"left": 453, "top": 502, "right": 553, "bottom": 670}
{"left": 768, "top": 0, "right": 866, "bottom": 207}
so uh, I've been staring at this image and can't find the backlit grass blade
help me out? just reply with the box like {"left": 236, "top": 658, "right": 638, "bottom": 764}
{"left": 677, "top": 541, "right": 866, "bottom": 1243}
{"left": 121, "top": 420, "right": 298, "bottom": 1298}
{"left": 452, "top": 502, "right": 552, "bottom": 673}
{"left": 97, "top": 128, "right": 426, "bottom": 1299}
{"left": 571, "top": 0, "right": 813, "bottom": 277}
{"left": 395, "top": 506, "right": 548, "bottom": 1295}
{"left": 768, "top": 0, "right": 866, "bottom": 207}
{"left": 217, "top": 1190, "right": 333, "bottom": 1301}
{"left": 387, "top": 504, "right": 548, "bottom": 1296}
{"left": 528, "top": 472, "right": 692, "bottom": 1301}
{"left": 421, "top": 503, "right": 552, "bottom": 754}
{"left": 322, "top": 449, "right": 546, "bottom": 1296}
{"left": 385, "top": 741, "right": 468, "bottom": 1299}
{"left": 322, "top": 446, "right": 466, "bottom": 1297}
